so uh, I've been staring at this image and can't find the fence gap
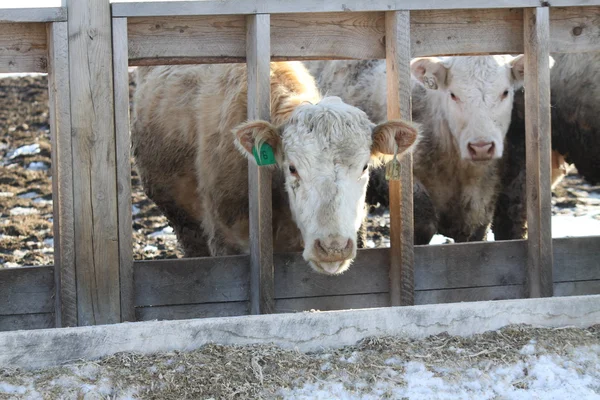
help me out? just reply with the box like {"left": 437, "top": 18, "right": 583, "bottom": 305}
{"left": 246, "top": 13, "right": 275, "bottom": 315}
{"left": 524, "top": 7, "right": 553, "bottom": 298}
{"left": 385, "top": 10, "right": 415, "bottom": 306}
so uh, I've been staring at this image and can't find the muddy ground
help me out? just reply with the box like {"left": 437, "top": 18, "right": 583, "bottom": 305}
{"left": 0, "top": 74, "right": 599, "bottom": 267}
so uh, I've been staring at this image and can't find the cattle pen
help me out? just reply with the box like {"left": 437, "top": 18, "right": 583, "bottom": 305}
{"left": 0, "top": 0, "right": 600, "bottom": 357}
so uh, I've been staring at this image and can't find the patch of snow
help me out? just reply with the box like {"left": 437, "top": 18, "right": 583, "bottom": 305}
{"left": 10, "top": 207, "right": 39, "bottom": 216}
{"left": 149, "top": 226, "right": 175, "bottom": 238}
{"left": 6, "top": 143, "right": 40, "bottom": 159}
{"left": 3, "top": 262, "right": 21, "bottom": 268}
{"left": 0, "top": 383, "right": 27, "bottom": 395}
{"left": 27, "top": 161, "right": 49, "bottom": 171}
{"left": 132, "top": 204, "right": 141, "bottom": 216}
{"left": 17, "top": 191, "right": 39, "bottom": 199}
{"left": 365, "top": 239, "right": 376, "bottom": 248}
{"left": 43, "top": 238, "right": 54, "bottom": 247}
{"left": 143, "top": 245, "right": 158, "bottom": 253}
{"left": 0, "top": 192, "right": 14, "bottom": 197}
{"left": 520, "top": 340, "right": 537, "bottom": 356}
{"left": 552, "top": 213, "right": 600, "bottom": 238}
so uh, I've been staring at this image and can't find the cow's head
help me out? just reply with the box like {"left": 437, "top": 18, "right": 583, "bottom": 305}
{"left": 411, "top": 55, "right": 534, "bottom": 162}
{"left": 233, "top": 96, "right": 417, "bottom": 275}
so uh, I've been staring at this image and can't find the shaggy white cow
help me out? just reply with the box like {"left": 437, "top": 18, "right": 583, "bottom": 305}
{"left": 306, "top": 56, "right": 528, "bottom": 243}
{"left": 132, "top": 62, "right": 417, "bottom": 275}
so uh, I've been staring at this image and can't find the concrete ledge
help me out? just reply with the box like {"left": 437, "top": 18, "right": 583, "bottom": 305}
{"left": 1, "top": 295, "right": 600, "bottom": 370}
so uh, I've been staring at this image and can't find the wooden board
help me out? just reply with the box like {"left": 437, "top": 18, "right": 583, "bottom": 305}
{"left": 386, "top": 11, "right": 414, "bottom": 306}
{"left": 0, "top": 7, "right": 66, "bottom": 23}
{"left": 0, "top": 22, "right": 47, "bottom": 73}
{"left": 136, "top": 302, "right": 249, "bottom": 321}
{"left": 416, "top": 285, "right": 525, "bottom": 305}
{"left": 112, "top": 17, "right": 135, "bottom": 323}
{"left": 276, "top": 293, "right": 390, "bottom": 313}
{"left": 524, "top": 7, "right": 553, "bottom": 298}
{"left": 246, "top": 14, "right": 275, "bottom": 315}
{"left": 112, "top": 0, "right": 563, "bottom": 18}
{"left": 47, "top": 21, "right": 77, "bottom": 328}
{"left": 0, "top": 314, "right": 54, "bottom": 332}
{"left": 67, "top": 0, "right": 122, "bottom": 325}
{"left": 125, "top": 7, "right": 600, "bottom": 67}
{"left": 0, "top": 266, "right": 54, "bottom": 315}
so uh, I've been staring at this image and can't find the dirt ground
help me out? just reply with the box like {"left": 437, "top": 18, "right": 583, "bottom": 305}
{"left": 0, "top": 324, "right": 598, "bottom": 399}
{"left": 1, "top": 74, "right": 599, "bottom": 267}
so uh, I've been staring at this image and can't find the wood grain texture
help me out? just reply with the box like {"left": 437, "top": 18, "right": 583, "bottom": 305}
{"left": 524, "top": 7, "right": 553, "bottom": 298}
{"left": 47, "top": 22, "right": 77, "bottom": 328}
{"left": 0, "top": 23, "right": 47, "bottom": 73}
{"left": 275, "top": 293, "right": 390, "bottom": 313}
{"left": 0, "top": 266, "right": 54, "bottom": 315}
{"left": 112, "top": 17, "right": 135, "bottom": 323}
{"left": 553, "top": 236, "right": 600, "bottom": 282}
{"left": 0, "top": 7, "right": 66, "bottom": 23}
{"left": 134, "top": 256, "right": 249, "bottom": 306}
{"left": 416, "top": 285, "right": 525, "bottom": 305}
{"left": 550, "top": 7, "right": 600, "bottom": 54}
{"left": 0, "top": 314, "right": 54, "bottom": 332}
{"left": 111, "top": 0, "right": 549, "bottom": 18}
{"left": 385, "top": 11, "right": 414, "bottom": 307}
{"left": 554, "top": 280, "right": 600, "bottom": 297}
{"left": 67, "top": 0, "right": 121, "bottom": 325}
{"left": 136, "top": 302, "right": 249, "bottom": 321}
{"left": 125, "top": 8, "right": 600, "bottom": 67}
{"left": 246, "top": 14, "right": 275, "bottom": 315}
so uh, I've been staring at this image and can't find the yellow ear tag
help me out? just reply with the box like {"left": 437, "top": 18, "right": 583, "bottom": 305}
{"left": 385, "top": 143, "right": 402, "bottom": 181}
{"left": 252, "top": 142, "right": 276, "bottom": 166}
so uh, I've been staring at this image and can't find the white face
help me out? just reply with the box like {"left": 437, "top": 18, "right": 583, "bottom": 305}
{"left": 412, "top": 55, "right": 526, "bottom": 162}
{"left": 234, "top": 96, "right": 417, "bottom": 275}
{"left": 281, "top": 97, "right": 373, "bottom": 275}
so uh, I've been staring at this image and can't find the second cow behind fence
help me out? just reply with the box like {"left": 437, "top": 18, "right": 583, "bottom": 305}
{"left": 131, "top": 61, "right": 417, "bottom": 275}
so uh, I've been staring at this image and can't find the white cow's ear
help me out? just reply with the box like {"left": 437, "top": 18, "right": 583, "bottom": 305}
{"left": 509, "top": 54, "right": 526, "bottom": 88}
{"left": 371, "top": 120, "right": 418, "bottom": 159}
{"left": 411, "top": 57, "right": 449, "bottom": 90}
{"left": 232, "top": 120, "right": 281, "bottom": 165}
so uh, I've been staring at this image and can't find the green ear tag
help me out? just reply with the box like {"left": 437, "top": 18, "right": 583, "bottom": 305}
{"left": 252, "top": 142, "right": 276, "bottom": 166}
{"left": 385, "top": 158, "right": 402, "bottom": 181}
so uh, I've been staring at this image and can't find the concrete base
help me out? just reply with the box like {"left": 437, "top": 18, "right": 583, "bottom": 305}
{"left": 1, "top": 295, "right": 600, "bottom": 370}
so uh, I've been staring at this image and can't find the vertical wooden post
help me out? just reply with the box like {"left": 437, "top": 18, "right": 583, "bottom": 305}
{"left": 47, "top": 21, "right": 77, "bottom": 327}
{"left": 112, "top": 17, "right": 135, "bottom": 322}
{"left": 385, "top": 11, "right": 414, "bottom": 307}
{"left": 246, "top": 14, "right": 275, "bottom": 315}
{"left": 524, "top": 7, "right": 553, "bottom": 298}
{"left": 67, "top": 0, "right": 122, "bottom": 325}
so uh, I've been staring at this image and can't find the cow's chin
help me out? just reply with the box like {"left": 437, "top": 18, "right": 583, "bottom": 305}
{"left": 308, "top": 259, "right": 353, "bottom": 276}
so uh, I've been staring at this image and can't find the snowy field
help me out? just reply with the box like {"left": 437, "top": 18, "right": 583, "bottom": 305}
{"left": 0, "top": 325, "right": 598, "bottom": 399}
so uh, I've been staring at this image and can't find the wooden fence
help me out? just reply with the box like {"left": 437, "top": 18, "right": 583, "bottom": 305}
{"left": 0, "top": 0, "right": 599, "bottom": 331}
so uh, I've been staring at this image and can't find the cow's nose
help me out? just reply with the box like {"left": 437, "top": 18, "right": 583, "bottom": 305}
{"left": 468, "top": 141, "right": 495, "bottom": 161}
{"left": 313, "top": 236, "right": 354, "bottom": 262}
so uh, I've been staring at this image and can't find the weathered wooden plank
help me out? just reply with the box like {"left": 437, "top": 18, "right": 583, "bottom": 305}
{"left": 415, "top": 285, "right": 525, "bottom": 305}
{"left": 554, "top": 280, "right": 600, "bottom": 297}
{"left": 47, "top": 21, "right": 76, "bottom": 328}
{"left": 125, "top": 8, "right": 600, "bottom": 67}
{"left": 550, "top": 7, "right": 600, "bottom": 54}
{"left": 275, "top": 293, "right": 390, "bottom": 313}
{"left": 553, "top": 236, "right": 600, "bottom": 282}
{"left": 271, "top": 12, "right": 385, "bottom": 60}
{"left": 0, "top": 22, "right": 47, "bottom": 73}
{"left": 385, "top": 11, "right": 414, "bottom": 306}
{"left": 0, "top": 314, "right": 54, "bottom": 332}
{"left": 111, "top": 0, "right": 551, "bottom": 18}
{"left": 134, "top": 256, "right": 250, "bottom": 306}
{"left": 524, "top": 7, "right": 553, "bottom": 298}
{"left": 127, "top": 15, "right": 246, "bottom": 66}
{"left": 274, "top": 250, "right": 389, "bottom": 299}
{"left": 112, "top": 17, "right": 135, "bottom": 323}
{"left": 0, "top": 7, "right": 67, "bottom": 23}
{"left": 411, "top": 8, "right": 524, "bottom": 57}
{"left": 247, "top": 14, "right": 275, "bottom": 315}
{"left": 0, "top": 266, "right": 54, "bottom": 315}
{"left": 67, "top": 0, "right": 121, "bottom": 325}
{"left": 136, "top": 302, "right": 249, "bottom": 322}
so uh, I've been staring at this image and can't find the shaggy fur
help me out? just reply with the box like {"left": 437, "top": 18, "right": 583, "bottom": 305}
{"left": 306, "top": 56, "right": 525, "bottom": 244}
{"left": 131, "top": 62, "right": 416, "bottom": 274}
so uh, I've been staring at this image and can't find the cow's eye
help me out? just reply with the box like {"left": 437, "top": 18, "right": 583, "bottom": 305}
{"left": 501, "top": 89, "right": 510, "bottom": 99}
{"left": 450, "top": 92, "right": 458, "bottom": 101}
{"left": 289, "top": 165, "right": 298, "bottom": 175}
{"left": 362, "top": 164, "right": 368, "bottom": 172}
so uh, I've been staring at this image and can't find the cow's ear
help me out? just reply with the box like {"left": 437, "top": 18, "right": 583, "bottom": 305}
{"left": 509, "top": 55, "right": 526, "bottom": 88}
{"left": 371, "top": 120, "right": 418, "bottom": 159}
{"left": 411, "top": 57, "right": 449, "bottom": 90}
{"left": 233, "top": 120, "right": 281, "bottom": 165}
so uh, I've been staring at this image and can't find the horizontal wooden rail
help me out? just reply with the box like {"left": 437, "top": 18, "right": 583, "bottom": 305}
{"left": 111, "top": 0, "right": 600, "bottom": 17}
{"left": 0, "top": 7, "right": 67, "bottom": 23}
{"left": 124, "top": 7, "right": 600, "bottom": 67}
{"left": 0, "top": 22, "right": 48, "bottom": 73}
